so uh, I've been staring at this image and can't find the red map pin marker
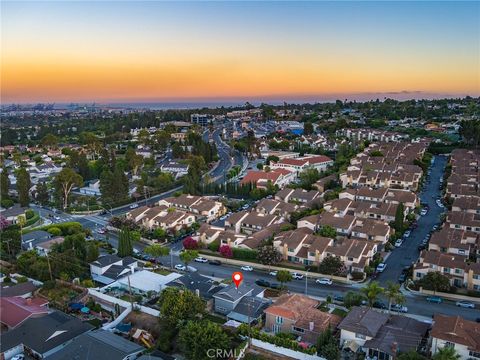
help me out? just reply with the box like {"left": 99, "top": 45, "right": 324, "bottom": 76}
{"left": 232, "top": 272, "right": 243, "bottom": 288}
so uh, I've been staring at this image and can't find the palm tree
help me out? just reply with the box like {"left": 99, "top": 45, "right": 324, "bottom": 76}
{"left": 385, "top": 281, "right": 405, "bottom": 314}
{"left": 360, "top": 281, "right": 384, "bottom": 307}
{"left": 432, "top": 347, "right": 461, "bottom": 360}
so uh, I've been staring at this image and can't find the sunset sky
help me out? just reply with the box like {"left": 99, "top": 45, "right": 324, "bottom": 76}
{"left": 1, "top": 1, "right": 479, "bottom": 103}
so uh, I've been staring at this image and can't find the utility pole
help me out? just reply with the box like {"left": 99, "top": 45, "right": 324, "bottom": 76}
{"left": 127, "top": 275, "right": 134, "bottom": 309}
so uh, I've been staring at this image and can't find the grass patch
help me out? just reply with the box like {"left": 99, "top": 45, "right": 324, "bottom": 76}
{"left": 87, "top": 318, "right": 103, "bottom": 328}
{"left": 154, "top": 268, "right": 172, "bottom": 276}
{"left": 204, "top": 313, "right": 226, "bottom": 324}
{"left": 331, "top": 308, "right": 348, "bottom": 317}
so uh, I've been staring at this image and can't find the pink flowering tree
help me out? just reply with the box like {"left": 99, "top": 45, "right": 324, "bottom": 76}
{"left": 182, "top": 236, "right": 198, "bottom": 250}
{"left": 0, "top": 216, "right": 10, "bottom": 230}
{"left": 219, "top": 245, "right": 233, "bottom": 258}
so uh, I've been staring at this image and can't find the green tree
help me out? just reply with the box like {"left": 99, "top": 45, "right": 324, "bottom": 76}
{"left": 1, "top": 168, "right": 10, "bottom": 200}
{"left": 1, "top": 227, "right": 21, "bottom": 260}
{"left": 318, "top": 255, "right": 344, "bottom": 276}
{"left": 257, "top": 245, "right": 282, "bottom": 266}
{"left": 394, "top": 202, "right": 405, "bottom": 232}
{"left": 54, "top": 168, "right": 83, "bottom": 209}
{"left": 179, "top": 320, "right": 231, "bottom": 360}
{"left": 418, "top": 272, "right": 450, "bottom": 294}
{"left": 100, "top": 169, "right": 114, "bottom": 204}
{"left": 276, "top": 270, "right": 292, "bottom": 289}
{"left": 86, "top": 243, "right": 100, "bottom": 262}
{"left": 344, "top": 291, "right": 365, "bottom": 308}
{"left": 360, "top": 281, "right": 384, "bottom": 307}
{"left": 79, "top": 132, "right": 102, "bottom": 159}
{"left": 118, "top": 227, "right": 133, "bottom": 257}
{"left": 298, "top": 168, "right": 321, "bottom": 189}
{"left": 432, "top": 347, "right": 461, "bottom": 360}
{"left": 384, "top": 281, "right": 405, "bottom": 314}
{"left": 180, "top": 249, "right": 198, "bottom": 269}
{"left": 318, "top": 225, "right": 337, "bottom": 238}
{"left": 35, "top": 182, "right": 49, "bottom": 205}
{"left": 303, "top": 122, "right": 314, "bottom": 135}
{"left": 158, "top": 287, "right": 205, "bottom": 328}
{"left": 125, "top": 148, "right": 143, "bottom": 176}
{"left": 144, "top": 244, "right": 170, "bottom": 257}
{"left": 16, "top": 168, "right": 31, "bottom": 207}
{"left": 316, "top": 326, "right": 339, "bottom": 360}
{"left": 41, "top": 133, "right": 59, "bottom": 148}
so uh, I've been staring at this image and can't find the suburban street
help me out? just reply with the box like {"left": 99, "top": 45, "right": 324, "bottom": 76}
{"left": 378, "top": 155, "right": 447, "bottom": 284}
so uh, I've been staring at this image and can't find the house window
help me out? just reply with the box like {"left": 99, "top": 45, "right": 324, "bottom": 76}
{"left": 309, "top": 252, "right": 315, "bottom": 257}
{"left": 355, "top": 333, "right": 366, "bottom": 340}
{"left": 275, "top": 316, "right": 283, "bottom": 324}
{"left": 473, "top": 275, "right": 480, "bottom": 280}
{"left": 216, "top": 306, "right": 226, "bottom": 313}
{"left": 454, "top": 268, "right": 462, "bottom": 274}
{"left": 443, "top": 267, "right": 450, "bottom": 274}
{"left": 288, "top": 248, "right": 294, "bottom": 252}
{"left": 445, "top": 342, "right": 455, "bottom": 349}
{"left": 292, "top": 327, "right": 305, "bottom": 333}
{"left": 458, "top": 249, "right": 465, "bottom": 255}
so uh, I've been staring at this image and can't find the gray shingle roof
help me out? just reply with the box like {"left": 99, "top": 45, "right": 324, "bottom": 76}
{"left": 46, "top": 330, "right": 144, "bottom": 360}
{"left": 0, "top": 311, "right": 93, "bottom": 355}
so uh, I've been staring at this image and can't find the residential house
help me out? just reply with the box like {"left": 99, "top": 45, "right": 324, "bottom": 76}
{"left": 0, "top": 311, "right": 93, "bottom": 360}
{"left": 158, "top": 194, "right": 225, "bottom": 222}
{"left": 298, "top": 212, "right": 356, "bottom": 236}
{"left": 428, "top": 228, "right": 478, "bottom": 258}
{"left": 264, "top": 293, "right": 341, "bottom": 344}
{"left": 275, "top": 188, "right": 320, "bottom": 204}
{"left": 447, "top": 212, "right": 480, "bottom": 234}
{"left": 0, "top": 296, "right": 49, "bottom": 330}
{"left": 46, "top": 330, "right": 145, "bottom": 360}
{"left": 240, "top": 169, "right": 295, "bottom": 189}
{"left": 213, "top": 282, "right": 265, "bottom": 321}
{"left": 430, "top": 314, "right": 480, "bottom": 359}
{"left": 338, "top": 307, "right": 429, "bottom": 360}
{"left": 160, "top": 161, "right": 189, "bottom": 179}
{"left": 414, "top": 250, "right": 480, "bottom": 290}
{"left": 452, "top": 197, "right": 480, "bottom": 215}
{"left": 89, "top": 255, "right": 138, "bottom": 285}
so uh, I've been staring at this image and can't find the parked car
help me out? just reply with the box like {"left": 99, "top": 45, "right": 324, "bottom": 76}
{"left": 241, "top": 265, "right": 253, "bottom": 272}
{"left": 376, "top": 263, "right": 387, "bottom": 273}
{"left": 373, "top": 301, "right": 387, "bottom": 310}
{"left": 398, "top": 273, "right": 407, "bottom": 283}
{"left": 420, "top": 209, "right": 428, "bottom": 216}
{"left": 390, "top": 304, "right": 408, "bottom": 313}
{"left": 426, "top": 296, "right": 443, "bottom": 304}
{"left": 255, "top": 279, "right": 271, "bottom": 287}
{"left": 316, "top": 278, "right": 333, "bottom": 285}
{"left": 403, "top": 230, "right": 411, "bottom": 238}
{"left": 129, "top": 203, "right": 139, "bottom": 209}
{"left": 11, "top": 355, "right": 25, "bottom": 360}
{"left": 269, "top": 270, "right": 278, "bottom": 276}
{"left": 194, "top": 257, "right": 208, "bottom": 263}
{"left": 333, "top": 295, "right": 344, "bottom": 303}
{"left": 97, "top": 228, "right": 106, "bottom": 234}
{"left": 209, "top": 260, "right": 222, "bottom": 266}
{"left": 174, "top": 264, "right": 187, "bottom": 271}
{"left": 456, "top": 301, "right": 475, "bottom": 309}
{"left": 432, "top": 225, "right": 439, "bottom": 231}
{"left": 394, "top": 239, "right": 403, "bottom": 248}
{"left": 291, "top": 272, "right": 304, "bottom": 280}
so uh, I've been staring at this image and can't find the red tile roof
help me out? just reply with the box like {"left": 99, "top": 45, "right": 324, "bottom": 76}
{"left": 0, "top": 296, "right": 49, "bottom": 328}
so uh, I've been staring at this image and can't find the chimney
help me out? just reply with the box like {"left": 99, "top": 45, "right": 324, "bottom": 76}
{"left": 309, "top": 321, "right": 314, "bottom": 331}
{"left": 26, "top": 298, "right": 32, "bottom": 305}
{"left": 195, "top": 289, "right": 200, "bottom": 297}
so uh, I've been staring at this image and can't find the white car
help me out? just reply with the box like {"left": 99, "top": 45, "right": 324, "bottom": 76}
{"left": 394, "top": 239, "right": 403, "bottom": 248}
{"left": 54, "top": 216, "right": 61, "bottom": 220}
{"left": 175, "top": 264, "right": 187, "bottom": 271}
{"left": 390, "top": 304, "right": 408, "bottom": 313}
{"left": 194, "top": 257, "right": 208, "bottom": 263}
{"left": 403, "top": 230, "right": 411, "bottom": 238}
{"left": 291, "top": 272, "right": 304, "bottom": 280}
{"left": 97, "top": 228, "right": 106, "bottom": 234}
{"left": 420, "top": 209, "right": 428, "bottom": 216}
{"left": 241, "top": 265, "right": 253, "bottom": 272}
{"left": 269, "top": 270, "right": 278, "bottom": 276}
{"left": 129, "top": 203, "right": 139, "bottom": 209}
{"left": 316, "top": 278, "right": 332, "bottom": 285}
{"left": 436, "top": 200, "right": 445, "bottom": 208}
{"left": 11, "top": 355, "right": 25, "bottom": 360}
{"left": 376, "top": 263, "right": 387, "bottom": 273}
{"left": 456, "top": 301, "right": 475, "bottom": 309}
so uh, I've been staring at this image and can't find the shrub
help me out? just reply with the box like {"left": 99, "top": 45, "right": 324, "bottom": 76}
{"left": 232, "top": 247, "right": 257, "bottom": 261}
{"left": 208, "top": 239, "right": 220, "bottom": 252}
{"left": 42, "top": 280, "right": 56, "bottom": 290}
{"left": 16, "top": 276, "right": 28, "bottom": 283}
{"left": 0, "top": 199, "right": 14, "bottom": 209}
{"left": 25, "top": 209, "right": 35, "bottom": 219}
{"left": 350, "top": 271, "right": 365, "bottom": 281}
{"left": 48, "top": 227, "right": 62, "bottom": 236}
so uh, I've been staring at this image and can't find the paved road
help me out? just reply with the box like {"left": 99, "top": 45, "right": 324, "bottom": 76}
{"left": 154, "top": 251, "right": 479, "bottom": 321}
{"left": 378, "top": 155, "right": 447, "bottom": 284}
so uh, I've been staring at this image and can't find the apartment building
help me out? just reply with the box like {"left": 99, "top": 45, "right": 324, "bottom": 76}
{"left": 126, "top": 205, "right": 196, "bottom": 232}
{"left": 428, "top": 227, "right": 478, "bottom": 258}
{"left": 270, "top": 154, "right": 333, "bottom": 175}
{"left": 414, "top": 250, "right": 480, "bottom": 290}
{"left": 158, "top": 194, "right": 225, "bottom": 222}
{"left": 240, "top": 169, "right": 295, "bottom": 189}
